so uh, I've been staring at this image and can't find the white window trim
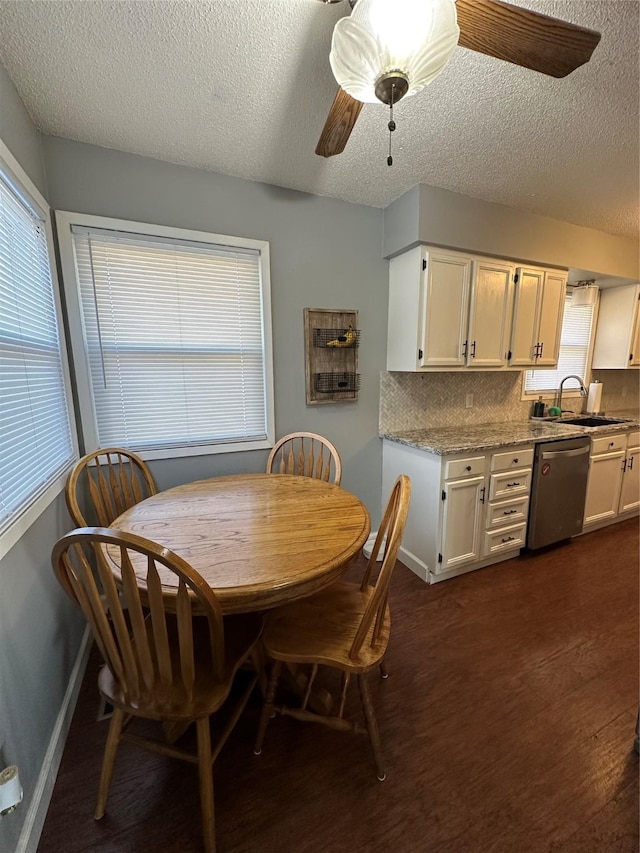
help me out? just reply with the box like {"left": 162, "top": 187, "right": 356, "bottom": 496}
{"left": 521, "top": 292, "right": 600, "bottom": 401}
{"left": 0, "top": 141, "right": 79, "bottom": 560}
{"left": 55, "top": 211, "right": 275, "bottom": 460}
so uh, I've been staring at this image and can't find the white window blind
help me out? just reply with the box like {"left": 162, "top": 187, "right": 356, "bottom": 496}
{"left": 0, "top": 171, "right": 75, "bottom": 532}
{"left": 524, "top": 294, "right": 596, "bottom": 393}
{"left": 71, "top": 226, "right": 269, "bottom": 452}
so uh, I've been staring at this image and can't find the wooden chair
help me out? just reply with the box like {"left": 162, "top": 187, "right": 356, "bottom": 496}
{"left": 253, "top": 474, "right": 411, "bottom": 780}
{"left": 266, "top": 432, "right": 342, "bottom": 485}
{"left": 51, "top": 527, "right": 263, "bottom": 853}
{"left": 65, "top": 447, "right": 157, "bottom": 527}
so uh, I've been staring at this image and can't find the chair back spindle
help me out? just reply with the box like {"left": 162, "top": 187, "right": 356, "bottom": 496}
{"left": 350, "top": 474, "right": 411, "bottom": 659}
{"left": 266, "top": 432, "right": 342, "bottom": 485}
{"left": 53, "top": 528, "right": 226, "bottom": 714}
{"left": 65, "top": 448, "right": 157, "bottom": 528}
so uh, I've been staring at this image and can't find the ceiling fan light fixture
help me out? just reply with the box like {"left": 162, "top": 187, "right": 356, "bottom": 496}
{"left": 329, "top": 0, "right": 460, "bottom": 105}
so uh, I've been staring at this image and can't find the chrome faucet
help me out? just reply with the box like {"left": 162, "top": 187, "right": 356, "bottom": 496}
{"left": 554, "top": 375, "right": 588, "bottom": 414}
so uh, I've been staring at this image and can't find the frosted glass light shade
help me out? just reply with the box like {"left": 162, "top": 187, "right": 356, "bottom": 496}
{"left": 571, "top": 284, "right": 599, "bottom": 306}
{"left": 330, "top": 0, "right": 460, "bottom": 104}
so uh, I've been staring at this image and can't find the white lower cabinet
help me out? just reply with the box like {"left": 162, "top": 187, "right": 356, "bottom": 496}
{"left": 382, "top": 439, "right": 534, "bottom": 583}
{"left": 440, "top": 475, "right": 485, "bottom": 570}
{"left": 583, "top": 430, "right": 640, "bottom": 527}
{"left": 619, "top": 435, "right": 640, "bottom": 513}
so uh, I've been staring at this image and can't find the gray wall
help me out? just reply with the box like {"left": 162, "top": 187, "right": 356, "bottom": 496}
{"left": 0, "top": 65, "right": 85, "bottom": 853}
{"left": 42, "top": 136, "right": 389, "bottom": 516}
{"left": 384, "top": 184, "right": 640, "bottom": 280}
{"left": 0, "top": 62, "right": 47, "bottom": 196}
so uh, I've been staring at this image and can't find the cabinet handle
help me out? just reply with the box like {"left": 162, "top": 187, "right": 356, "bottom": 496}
{"left": 630, "top": 455, "right": 634, "bottom": 470}
{"left": 630, "top": 353, "right": 633, "bottom": 362}
{"left": 513, "top": 458, "right": 519, "bottom": 464}
{"left": 609, "top": 442, "right": 615, "bottom": 448}
{"left": 470, "top": 340, "right": 476, "bottom": 358}
{"left": 462, "top": 340, "right": 468, "bottom": 358}
{"left": 501, "top": 536, "right": 516, "bottom": 543}
{"left": 622, "top": 459, "right": 627, "bottom": 473}
{"left": 480, "top": 486, "right": 486, "bottom": 504}
{"left": 503, "top": 509, "right": 518, "bottom": 515}
{"left": 538, "top": 342, "right": 544, "bottom": 359}
{"left": 506, "top": 482, "right": 521, "bottom": 487}
{"left": 465, "top": 465, "right": 472, "bottom": 472}
{"left": 534, "top": 343, "right": 540, "bottom": 358}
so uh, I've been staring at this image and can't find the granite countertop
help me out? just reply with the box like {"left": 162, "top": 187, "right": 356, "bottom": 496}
{"left": 381, "top": 415, "right": 640, "bottom": 456}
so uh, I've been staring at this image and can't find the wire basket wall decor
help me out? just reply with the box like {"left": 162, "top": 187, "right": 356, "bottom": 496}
{"left": 314, "top": 372, "right": 361, "bottom": 394}
{"left": 313, "top": 327, "right": 361, "bottom": 349}
{"left": 304, "top": 308, "right": 359, "bottom": 405}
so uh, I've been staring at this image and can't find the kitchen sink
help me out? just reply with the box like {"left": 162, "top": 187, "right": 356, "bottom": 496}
{"left": 557, "top": 416, "right": 626, "bottom": 427}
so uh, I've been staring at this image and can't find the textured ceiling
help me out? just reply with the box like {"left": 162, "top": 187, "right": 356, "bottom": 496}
{"left": 0, "top": 0, "right": 638, "bottom": 238}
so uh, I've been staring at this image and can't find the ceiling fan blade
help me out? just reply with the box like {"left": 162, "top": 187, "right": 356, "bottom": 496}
{"left": 316, "top": 88, "right": 364, "bottom": 157}
{"left": 455, "top": 0, "right": 601, "bottom": 78}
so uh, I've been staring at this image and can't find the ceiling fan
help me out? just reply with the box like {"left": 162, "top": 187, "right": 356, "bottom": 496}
{"left": 315, "top": 0, "right": 601, "bottom": 159}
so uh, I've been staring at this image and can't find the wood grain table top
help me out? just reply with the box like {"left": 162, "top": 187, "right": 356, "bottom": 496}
{"left": 112, "top": 473, "right": 371, "bottom": 614}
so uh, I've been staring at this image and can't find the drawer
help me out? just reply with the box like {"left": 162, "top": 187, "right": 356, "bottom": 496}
{"left": 627, "top": 430, "right": 640, "bottom": 448}
{"left": 491, "top": 447, "right": 534, "bottom": 472}
{"left": 444, "top": 456, "right": 485, "bottom": 480}
{"left": 483, "top": 523, "right": 527, "bottom": 558}
{"left": 486, "top": 496, "right": 529, "bottom": 528}
{"left": 489, "top": 469, "right": 531, "bottom": 501}
{"left": 591, "top": 433, "right": 627, "bottom": 455}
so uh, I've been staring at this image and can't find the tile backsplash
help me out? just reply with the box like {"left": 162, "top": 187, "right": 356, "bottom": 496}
{"left": 379, "top": 370, "right": 639, "bottom": 434}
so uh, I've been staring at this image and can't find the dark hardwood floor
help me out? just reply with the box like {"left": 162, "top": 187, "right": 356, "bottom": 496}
{"left": 38, "top": 519, "right": 639, "bottom": 853}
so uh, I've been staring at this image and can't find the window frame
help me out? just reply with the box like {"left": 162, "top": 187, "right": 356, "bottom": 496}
{"left": 55, "top": 211, "right": 275, "bottom": 460}
{"left": 521, "top": 289, "right": 599, "bottom": 400}
{"left": 0, "top": 141, "right": 78, "bottom": 559}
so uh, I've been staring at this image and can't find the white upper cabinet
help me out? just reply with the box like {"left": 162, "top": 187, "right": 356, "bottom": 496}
{"left": 421, "top": 249, "right": 472, "bottom": 367}
{"left": 591, "top": 283, "right": 640, "bottom": 369}
{"left": 387, "top": 246, "right": 472, "bottom": 370}
{"left": 509, "top": 267, "right": 566, "bottom": 367}
{"left": 387, "top": 246, "right": 516, "bottom": 371}
{"left": 466, "top": 258, "right": 515, "bottom": 368}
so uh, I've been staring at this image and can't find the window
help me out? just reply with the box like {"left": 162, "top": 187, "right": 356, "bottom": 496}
{"left": 523, "top": 291, "right": 597, "bottom": 395}
{"left": 0, "top": 143, "right": 76, "bottom": 557}
{"left": 57, "top": 213, "right": 274, "bottom": 459}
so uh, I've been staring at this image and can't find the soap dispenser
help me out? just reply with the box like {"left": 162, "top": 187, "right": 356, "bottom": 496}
{"left": 532, "top": 397, "right": 545, "bottom": 418}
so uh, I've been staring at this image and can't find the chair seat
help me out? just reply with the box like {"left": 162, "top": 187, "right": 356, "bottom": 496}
{"left": 262, "top": 581, "right": 389, "bottom": 672}
{"left": 99, "top": 612, "right": 263, "bottom": 721}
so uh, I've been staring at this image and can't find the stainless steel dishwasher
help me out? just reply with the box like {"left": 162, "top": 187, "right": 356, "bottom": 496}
{"left": 527, "top": 436, "right": 591, "bottom": 550}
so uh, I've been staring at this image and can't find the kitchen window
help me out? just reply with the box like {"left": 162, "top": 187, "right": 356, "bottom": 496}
{"left": 0, "top": 143, "right": 77, "bottom": 558}
{"left": 523, "top": 291, "right": 597, "bottom": 396}
{"left": 57, "top": 212, "right": 274, "bottom": 459}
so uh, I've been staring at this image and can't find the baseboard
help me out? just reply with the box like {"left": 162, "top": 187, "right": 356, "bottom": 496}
{"left": 16, "top": 625, "right": 91, "bottom": 853}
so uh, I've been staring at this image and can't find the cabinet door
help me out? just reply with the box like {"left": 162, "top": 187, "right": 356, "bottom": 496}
{"left": 584, "top": 451, "right": 625, "bottom": 525}
{"left": 420, "top": 251, "right": 472, "bottom": 367}
{"left": 592, "top": 284, "right": 640, "bottom": 369}
{"left": 536, "top": 271, "right": 566, "bottom": 366}
{"left": 509, "top": 268, "right": 542, "bottom": 366}
{"left": 619, "top": 447, "right": 640, "bottom": 513}
{"left": 466, "top": 259, "right": 514, "bottom": 368}
{"left": 440, "top": 475, "right": 484, "bottom": 571}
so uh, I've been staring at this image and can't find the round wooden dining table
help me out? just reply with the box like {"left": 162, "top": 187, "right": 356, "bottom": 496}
{"left": 111, "top": 473, "right": 371, "bottom": 614}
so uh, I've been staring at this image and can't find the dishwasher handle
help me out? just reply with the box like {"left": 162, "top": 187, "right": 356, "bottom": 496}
{"left": 541, "top": 445, "right": 590, "bottom": 461}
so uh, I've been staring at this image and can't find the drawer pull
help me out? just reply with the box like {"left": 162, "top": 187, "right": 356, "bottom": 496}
{"left": 513, "top": 458, "right": 518, "bottom": 464}
{"left": 501, "top": 536, "right": 516, "bottom": 543}
{"left": 609, "top": 441, "right": 615, "bottom": 447}
{"left": 503, "top": 509, "right": 518, "bottom": 515}
{"left": 506, "top": 482, "right": 521, "bottom": 487}
{"left": 465, "top": 465, "right": 472, "bottom": 471}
